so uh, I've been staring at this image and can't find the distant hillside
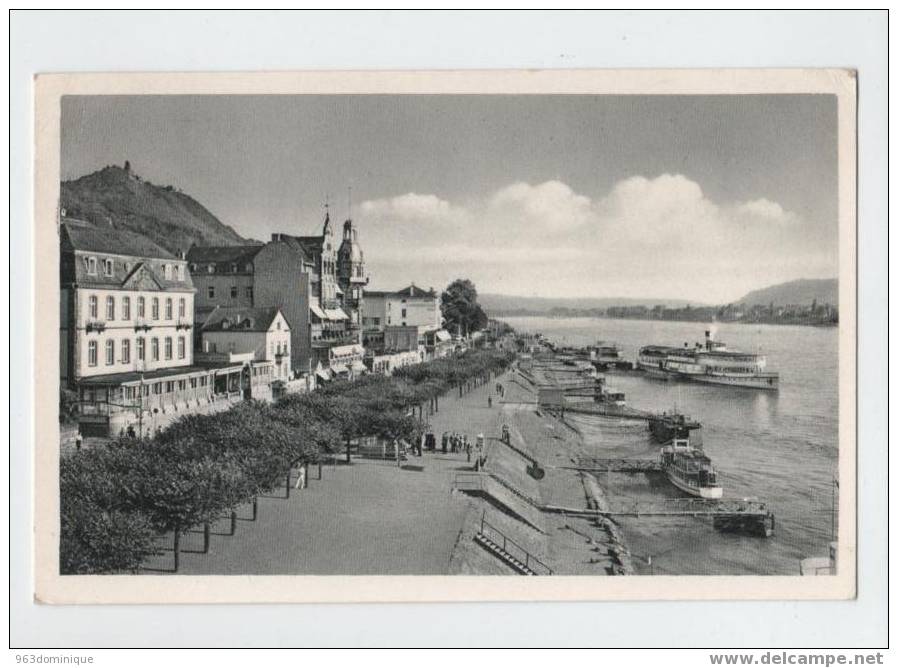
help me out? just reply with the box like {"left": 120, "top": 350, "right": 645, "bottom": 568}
{"left": 60, "top": 164, "right": 248, "bottom": 255}
{"left": 737, "top": 279, "right": 838, "bottom": 306}
{"left": 480, "top": 293, "right": 700, "bottom": 315}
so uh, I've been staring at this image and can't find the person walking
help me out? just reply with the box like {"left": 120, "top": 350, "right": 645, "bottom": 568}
{"left": 294, "top": 462, "right": 308, "bottom": 490}
{"left": 441, "top": 431, "right": 448, "bottom": 454}
{"left": 465, "top": 437, "right": 472, "bottom": 463}
{"left": 74, "top": 430, "right": 83, "bottom": 452}
{"left": 487, "top": 395, "right": 493, "bottom": 408}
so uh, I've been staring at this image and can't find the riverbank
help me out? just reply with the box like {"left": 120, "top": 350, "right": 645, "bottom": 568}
{"left": 141, "top": 364, "right": 631, "bottom": 576}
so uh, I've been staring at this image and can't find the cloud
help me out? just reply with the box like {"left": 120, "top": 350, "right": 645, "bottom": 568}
{"left": 357, "top": 175, "right": 834, "bottom": 303}
{"left": 488, "top": 180, "right": 595, "bottom": 232}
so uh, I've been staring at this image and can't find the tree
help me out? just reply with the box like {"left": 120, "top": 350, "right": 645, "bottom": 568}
{"left": 441, "top": 279, "right": 488, "bottom": 337}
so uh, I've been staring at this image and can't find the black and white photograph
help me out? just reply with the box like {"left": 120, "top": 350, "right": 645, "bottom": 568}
{"left": 11, "top": 8, "right": 890, "bottom": 655}
{"left": 35, "top": 71, "right": 857, "bottom": 599}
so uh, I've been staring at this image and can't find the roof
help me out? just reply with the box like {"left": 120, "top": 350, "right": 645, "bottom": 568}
{"left": 78, "top": 363, "right": 242, "bottom": 386}
{"left": 201, "top": 306, "right": 284, "bottom": 332}
{"left": 394, "top": 284, "right": 437, "bottom": 298}
{"left": 61, "top": 219, "right": 175, "bottom": 259}
{"left": 186, "top": 245, "right": 263, "bottom": 265}
{"left": 61, "top": 220, "right": 193, "bottom": 291}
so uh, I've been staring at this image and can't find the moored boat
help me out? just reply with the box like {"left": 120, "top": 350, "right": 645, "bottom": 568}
{"left": 660, "top": 439, "right": 722, "bottom": 499}
{"left": 648, "top": 412, "right": 703, "bottom": 448}
{"left": 637, "top": 330, "right": 779, "bottom": 390}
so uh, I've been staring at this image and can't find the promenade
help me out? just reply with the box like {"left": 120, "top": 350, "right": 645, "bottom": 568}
{"left": 145, "top": 372, "right": 507, "bottom": 575}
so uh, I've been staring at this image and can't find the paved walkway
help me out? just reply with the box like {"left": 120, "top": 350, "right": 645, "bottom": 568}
{"left": 144, "top": 371, "right": 510, "bottom": 575}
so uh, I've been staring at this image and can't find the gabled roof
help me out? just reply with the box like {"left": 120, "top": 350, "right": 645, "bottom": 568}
{"left": 61, "top": 219, "right": 175, "bottom": 259}
{"left": 201, "top": 306, "right": 285, "bottom": 333}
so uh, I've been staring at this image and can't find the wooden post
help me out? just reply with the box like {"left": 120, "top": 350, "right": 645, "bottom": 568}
{"left": 230, "top": 511, "right": 237, "bottom": 536}
{"left": 173, "top": 529, "right": 180, "bottom": 573}
{"left": 203, "top": 523, "right": 211, "bottom": 553}
{"left": 252, "top": 496, "right": 258, "bottom": 521}
{"left": 346, "top": 437, "right": 351, "bottom": 464}
{"left": 318, "top": 460, "right": 323, "bottom": 480}
{"left": 285, "top": 470, "right": 291, "bottom": 498}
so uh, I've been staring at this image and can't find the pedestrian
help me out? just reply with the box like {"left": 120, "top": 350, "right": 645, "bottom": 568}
{"left": 74, "top": 430, "right": 83, "bottom": 452}
{"left": 465, "top": 437, "right": 472, "bottom": 463}
{"left": 441, "top": 431, "right": 448, "bottom": 454}
{"left": 487, "top": 395, "right": 493, "bottom": 408}
{"left": 126, "top": 424, "right": 136, "bottom": 439}
{"left": 294, "top": 462, "right": 307, "bottom": 490}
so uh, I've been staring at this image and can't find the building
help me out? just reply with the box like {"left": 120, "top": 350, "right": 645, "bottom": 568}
{"left": 362, "top": 284, "right": 441, "bottom": 332}
{"left": 60, "top": 219, "right": 244, "bottom": 437}
{"left": 198, "top": 306, "right": 292, "bottom": 400}
{"left": 336, "top": 218, "right": 368, "bottom": 332}
{"left": 187, "top": 210, "right": 365, "bottom": 376}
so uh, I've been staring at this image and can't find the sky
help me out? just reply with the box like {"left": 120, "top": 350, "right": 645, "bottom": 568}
{"left": 61, "top": 94, "right": 839, "bottom": 304}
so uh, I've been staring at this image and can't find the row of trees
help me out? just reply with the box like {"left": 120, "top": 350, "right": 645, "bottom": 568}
{"left": 60, "top": 348, "right": 516, "bottom": 574}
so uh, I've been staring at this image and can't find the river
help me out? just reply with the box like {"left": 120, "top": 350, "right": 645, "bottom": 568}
{"left": 503, "top": 316, "right": 839, "bottom": 576}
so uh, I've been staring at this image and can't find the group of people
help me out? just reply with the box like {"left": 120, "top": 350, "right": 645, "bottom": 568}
{"left": 495, "top": 381, "right": 506, "bottom": 397}
{"left": 439, "top": 431, "right": 472, "bottom": 459}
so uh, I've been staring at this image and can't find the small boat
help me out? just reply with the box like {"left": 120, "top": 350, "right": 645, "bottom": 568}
{"left": 648, "top": 412, "right": 704, "bottom": 448}
{"left": 590, "top": 341, "right": 634, "bottom": 371}
{"left": 660, "top": 439, "right": 722, "bottom": 499}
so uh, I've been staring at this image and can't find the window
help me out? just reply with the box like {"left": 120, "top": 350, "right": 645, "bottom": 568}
{"left": 165, "top": 381, "right": 174, "bottom": 393}
{"left": 153, "top": 382, "right": 162, "bottom": 395}
{"left": 164, "top": 337, "right": 172, "bottom": 360}
{"left": 151, "top": 338, "right": 159, "bottom": 361}
{"left": 177, "top": 336, "right": 185, "bottom": 359}
{"left": 122, "top": 339, "right": 131, "bottom": 364}
{"left": 122, "top": 296, "right": 131, "bottom": 320}
{"left": 230, "top": 286, "right": 237, "bottom": 299}
{"left": 208, "top": 286, "right": 215, "bottom": 299}
{"left": 246, "top": 287, "right": 253, "bottom": 300}
{"left": 104, "top": 258, "right": 114, "bottom": 276}
{"left": 106, "top": 296, "right": 115, "bottom": 320}
{"left": 207, "top": 265, "right": 215, "bottom": 274}
{"left": 105, "top": 340, "right": 115, "bottom": 365}
{"left": 86, "top": 256, "right": 97, "bottom": 275}
{"left": 87, "top": 341, "right": 97, "bottom": 366}
{"left": 151, "top": 298, "right": 159, "bottom": 320}
{"left": 189, "top": 377, "right": 197, "bottom": 389}
{"left": 88, "top": 295, "right": 98, "bottom": 319}
{"left": 165, "top": 298, "right": 173, "bottom": 320}
{"left": 178, "top": 379, "right": 186, "bottom": 391}
{"left": 402, "top": 308, "right": 407, "bottom": 318}
{"left": 164, "top": 264, "right": 172, "bottom": 280}
{"left": 176, "top": 265, "right": 184, "bottom": 281}
{"left": 137, "top": 296, "right": 145, "bottom": 318}
{"left": 178, "top": 298, "right": 186, "bottom": 318}
{"left": 136, "top": 337, "right": 145, "bottom": 361}
{"left": 230, "top": 263, "right": 237, "bottom": 273}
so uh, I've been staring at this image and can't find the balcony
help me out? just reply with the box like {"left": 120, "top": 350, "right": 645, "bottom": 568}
{"left": 311, "top": 332, "right": 359, "bottom": 348}
{"left": 175, "top": 320, "right": 193, "bottom": 331}
{"left": 85, "top": 320, "right": 106, "bottom": 333}
{"left": 133, "top": 320, "right": 152, "bottom": 332}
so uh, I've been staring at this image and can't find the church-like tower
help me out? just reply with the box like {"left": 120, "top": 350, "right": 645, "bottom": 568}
{"left": 337, "top": 218, "right": 367, "bottom": 334}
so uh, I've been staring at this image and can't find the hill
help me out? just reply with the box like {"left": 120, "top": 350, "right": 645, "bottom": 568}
{"left": 479, "top": 293, "right": 699, "bottom": 315}
{"left": 737, "top": 279, "right": 838, "bottom": 307}
{"left": 60, "top": 165, "right": 249, "bottom": 255}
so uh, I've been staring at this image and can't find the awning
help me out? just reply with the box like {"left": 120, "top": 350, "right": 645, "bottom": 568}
{"left": 435, "top": 329, "right": 452, "bottom": 342}
{"left": 309, "top": 303, "right": 327, "bottom": 319}
{"left": 350, "top": 360, "right": 367, "bottom": 373}
{"left": 331, "top": 363, "right": 349, "bottom": 375}
{"left": 324, "top": 308, "right": 348, "bottom": 321}
{"left": 315, "top": 367, "right": 332, "bottom": 381}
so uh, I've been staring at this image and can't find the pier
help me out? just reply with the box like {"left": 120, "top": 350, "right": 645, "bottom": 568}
{"left": 542, "top": 499, "right": 775, "bottom": 537}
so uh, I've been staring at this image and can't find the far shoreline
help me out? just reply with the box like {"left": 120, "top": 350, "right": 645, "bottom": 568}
{"left": 491, "top": 314, "right": 838, "bottom": 328}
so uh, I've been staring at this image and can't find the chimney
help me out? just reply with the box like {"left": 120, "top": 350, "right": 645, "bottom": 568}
{"left": 705, "top": 330, "right": 712, "bottom": 351}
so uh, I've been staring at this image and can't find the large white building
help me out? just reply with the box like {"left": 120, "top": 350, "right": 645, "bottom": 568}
{"left": 61, "top": 219, "right": 245, "bottom": 437}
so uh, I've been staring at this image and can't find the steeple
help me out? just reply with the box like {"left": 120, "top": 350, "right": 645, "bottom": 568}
{"left": 322, "top": 198, "right": 331, "bottom": 236}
